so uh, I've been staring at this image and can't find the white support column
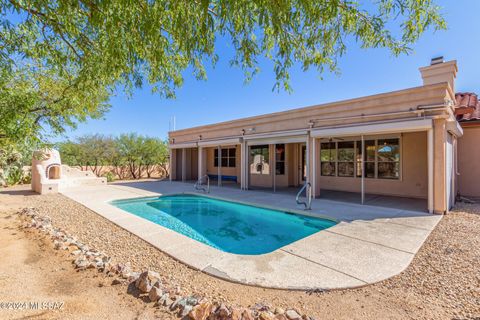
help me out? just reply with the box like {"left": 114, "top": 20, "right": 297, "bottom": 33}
{"left": 181, "top": 148, "right": 186, "bottom": 182}
{"left": 361, "top": 135, "right": 365, "bottom": 205}
{"left": 428, "top": 128, "right": 434, "bottom": 214}
{"left": 245, "top": 143, "right": 249, "bottom": 190}
{"left": 217, "top": 146, "right": 222, "bottom": 187}
{"left": 198, "top": 146, "right": 203, "bottom": 182}
{"left": 169, "top": 149, "right": 173, "bottom": 182}
{"left": 272, "top": 144, "right": 276, "bottom": 192}
{"left": 306, "top": 133, "right": 310, "bottom": 186}
{"left": 240, "top": 142, "right": 245, "bottom": 190}
{"left": 311, "top": 137, "right": 316, "bottom": 198}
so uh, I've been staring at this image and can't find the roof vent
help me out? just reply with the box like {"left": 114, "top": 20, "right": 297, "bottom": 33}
{"left": 430, "top": 56, "right": 444, "bottom": 65}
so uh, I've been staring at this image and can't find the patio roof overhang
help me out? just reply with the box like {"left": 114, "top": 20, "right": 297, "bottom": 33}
{"left": 310, "top": 118, "right": 433, "bottom": 138}
{"left": 244, "top": 129, "right": 308, "bottom": 146}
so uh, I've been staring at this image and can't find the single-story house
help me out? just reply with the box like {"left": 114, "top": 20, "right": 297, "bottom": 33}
{"left": 168, "top": 58, "right": 478, "bottom": 214}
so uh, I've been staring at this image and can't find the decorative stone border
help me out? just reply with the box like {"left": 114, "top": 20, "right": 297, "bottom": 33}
{"left": 17, "top": 207, "right": 314, "bottom": 320}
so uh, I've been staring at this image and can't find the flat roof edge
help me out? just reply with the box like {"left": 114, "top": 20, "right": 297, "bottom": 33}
{"left": 169, "top": 82, "right": 450, "bottom": 136}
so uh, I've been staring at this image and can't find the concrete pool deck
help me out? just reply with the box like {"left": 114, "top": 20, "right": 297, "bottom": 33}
{"left": 60, "top": 180, "right": 442, "bottom": 290}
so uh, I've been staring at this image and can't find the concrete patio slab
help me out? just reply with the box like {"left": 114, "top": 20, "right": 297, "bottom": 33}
{"left": 205, "top": 250, "right": 366, "bottom": 289}
{"left": 326, "top": 220, "right": 433, "bottom": 254}
{"left": 60, "top": 180, "right": 442, "bottom": 290}
{"left": 282, "top": 231, "right": 414, "bottom": 284}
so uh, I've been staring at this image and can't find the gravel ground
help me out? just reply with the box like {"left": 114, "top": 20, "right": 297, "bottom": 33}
{"left": 1, "top": 185, "right": 479, "bottom": 319}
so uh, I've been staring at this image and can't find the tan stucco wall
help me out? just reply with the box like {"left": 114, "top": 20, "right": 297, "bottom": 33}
{"left": 169, "top": 83, "right": 451, "bottom": 144}
{"left": 318, "top": 131, "right": 428, "bottom": 199}
{"left": 458, "top": 126, "right": 480, "bottom": 197}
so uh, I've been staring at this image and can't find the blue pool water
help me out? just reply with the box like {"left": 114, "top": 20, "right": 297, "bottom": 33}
{"left": 111, "top": 194, "right": 336, "bottom": 255}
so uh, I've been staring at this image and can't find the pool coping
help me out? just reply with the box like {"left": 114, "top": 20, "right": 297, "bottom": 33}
{"left": 60, "top": 181, "right": 442, "bottom": 290}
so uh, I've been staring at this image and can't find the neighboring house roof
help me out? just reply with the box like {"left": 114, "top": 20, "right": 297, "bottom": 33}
{"left": 455, "top": 92, "right": 480, "bottom": 123}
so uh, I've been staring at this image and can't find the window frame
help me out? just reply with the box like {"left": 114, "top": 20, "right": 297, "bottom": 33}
{"left": 213, "top": 147, "right": 236, "bottom": 168}
{"left": 275, "top": 144, "right": 286, "bottom": 176}
{"left": 320, "top": 136, "right": 402, "bottom": 180}
{"left": 249, "top": 145, "right": 270, "bottom": 175}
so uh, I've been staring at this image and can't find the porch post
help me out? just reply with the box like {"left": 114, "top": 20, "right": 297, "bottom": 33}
{"left": 217, "top": 146, "right": 222, "bottom": 187}
{"left": 306, "top": 132, "right": 311, "bottom": 186}
{"left": 311, "top": 137, "right": 316, "bottom": 198}
{"left": 245, "top": 143, "right": 249, "bottom": 190}
{"left": 273, "top": 144, "right": 276, "bottom": 192}
{"left": 361, "top": 136, "right": 365, "bottom": 205}
{"left": 427, "top": 128, "right": 434, "bottom": 213}
{"left": 169, "top": 148, "right": 173, "bottom": 182}
{"left": 240, "top": 141, "right": 245, "bottom": 190}
{"left": 198, "top": 146, "right": 203, "bottom": 182}
{"left": 181, "top": 148, "right": 186, "bottom": 182}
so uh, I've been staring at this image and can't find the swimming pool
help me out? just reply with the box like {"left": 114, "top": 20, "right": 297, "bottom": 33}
{"left": 111, "top": 194, "right": 337, "bottom": 255}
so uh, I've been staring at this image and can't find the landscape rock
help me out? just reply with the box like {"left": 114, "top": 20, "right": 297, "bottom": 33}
{"left": 188, "top": 301, "right": 215, "bottom": 320}
{"left": 159, "top": 293, "right": 172, "bottom": 307}
{"left": 259, "top": 311, "right": 275, "bottom": 320}
{"left": 135, "top": 270, "right": 161, "bottom": 293}
{"left": 149, "top": 286, "right": 162, "bottom": 302}
{"left": 216, "top": 303, "right": 230, "bottom": 318}
{"left": 274, "top": 308, "right": 285, "bottom": 315}
{"left": 285, "top": 309, "right": 301, "bottom": 320}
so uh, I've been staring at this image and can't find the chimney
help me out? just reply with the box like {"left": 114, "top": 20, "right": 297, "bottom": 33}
{"left": 419, "top": 57, "right": 458, "bottom": 93}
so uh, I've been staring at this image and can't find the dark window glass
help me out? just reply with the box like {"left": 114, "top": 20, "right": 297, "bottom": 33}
{"left": 275, "top": 144, "right": 285, "bottom": 175}
{"left": 214, "top": 148, "right": 236, "bottom": 167}
{"left": 378, "top": 162, "right": 400, "bottom": 179}
{"left": 338, "top": 162, "right": 354, "bottom": 177}
{"left": 365, "top": 162, "right": 375, "bottom": 178}
{"left": 320, "top": 142, "right": 336, "bottom": 161}
{"left": 221, "top": 158, "right": 228, "bottom": 167}
{"left": 276, "top": 162, "right": 285, "bottom": 175}
{"left": 338, "top": 141, "right": 355, "bottom": 161}
{"left": 365, "top": 140, "right": 376, "bottom": 161}
{"left": 321, "top": 162, "right": 336, "bottom": 176}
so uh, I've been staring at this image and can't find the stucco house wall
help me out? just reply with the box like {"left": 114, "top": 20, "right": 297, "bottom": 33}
{"left": 458, "top": 126, "right": 480, "bottom": 197}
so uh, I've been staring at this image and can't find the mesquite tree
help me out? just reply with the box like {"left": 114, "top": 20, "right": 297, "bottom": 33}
{"left": 0, "top": 0, "right": 446, "bottom": 143}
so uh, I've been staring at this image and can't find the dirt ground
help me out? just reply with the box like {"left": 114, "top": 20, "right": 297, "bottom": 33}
{"left": 0, "top": 185, "right": 479, "bottom": 320}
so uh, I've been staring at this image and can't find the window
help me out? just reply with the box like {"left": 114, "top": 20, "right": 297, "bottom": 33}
{"left": 214, "top": 148, "right": 236, "bottom": 168}
{"left": 320, "top": 142, "right": 336, "bottom": 176}
{"left": 250, "top": 145, "right": 269, "bottom": 175}
{"left": 364, "top": 140, "right": 376, "bottom": 178}
{"left": 321, "top": 138, "right": 400, "bottom": 180}
{"left": 377, "top": 139, "right": 400, "bottom": 179}
{"left": 338, "top": 141, "right": 354, "bottom": 177}
{"left": 275, "top": 144, "right": 285, "bottom": 175}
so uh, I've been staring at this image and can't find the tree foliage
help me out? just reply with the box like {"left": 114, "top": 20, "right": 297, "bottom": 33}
{"left": 1, "top": 0, "right": 446, "bottom": 96}
{"left": 57, "top": 133, "right": 169, "bottom": 180}
{"left": 0, "top": 0, "right": 446, "bottom": 147}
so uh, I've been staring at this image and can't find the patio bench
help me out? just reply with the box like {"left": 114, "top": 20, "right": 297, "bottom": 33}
{"left": 207, "top": 174, "right": 237, "bottom": 183}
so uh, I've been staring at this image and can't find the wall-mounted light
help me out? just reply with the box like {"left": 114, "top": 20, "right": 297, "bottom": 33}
{"left": 241, "top": 129, "right": 245, "bottom": 136}
{"left": 199, "top": 135, "right": 202, "bottom": 140}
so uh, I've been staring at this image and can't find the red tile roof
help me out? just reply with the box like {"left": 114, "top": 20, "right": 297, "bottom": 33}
{"left": 455, "top": 92, "right": 480, "bottom": 122}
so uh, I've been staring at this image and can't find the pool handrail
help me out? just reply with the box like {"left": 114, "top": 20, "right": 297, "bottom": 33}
{"left": 296, "top": 182, "right": 312, "bottom": 210}
{"left": 194, "top": 175, "right": 210, "bottom": 193}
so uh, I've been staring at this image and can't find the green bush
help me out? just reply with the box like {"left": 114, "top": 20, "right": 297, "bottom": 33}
{"left": 103, "top": 171, "right": 115, "bottom": 182}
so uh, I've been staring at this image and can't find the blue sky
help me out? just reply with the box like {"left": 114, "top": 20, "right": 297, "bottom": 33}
{"left": 62, "top": 0, "right": 480, "bottom": 141}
